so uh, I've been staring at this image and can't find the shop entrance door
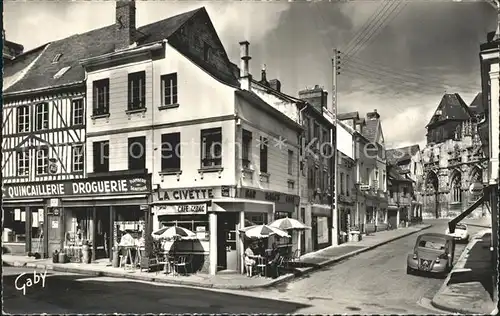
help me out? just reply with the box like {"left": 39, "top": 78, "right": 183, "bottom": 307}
{"left": 95, "top": 207, "right": 111, "bottom": 259}
{"left": 387, "top": 209, "right": 398, "bottom": 230}
{"left": 217, "top": 213, "right": 238, "bottom": 272}
{"left": 47, "top": 208, "right": 62, "bottom": 258}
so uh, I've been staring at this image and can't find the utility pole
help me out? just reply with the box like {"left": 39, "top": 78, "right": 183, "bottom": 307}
{"left": 331, "top": 48, "right": 340, "bottom": 246}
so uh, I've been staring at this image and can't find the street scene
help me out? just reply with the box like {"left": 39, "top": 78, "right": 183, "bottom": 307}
{"left": 2, "top": 0, "right": 499, "bottom": 315}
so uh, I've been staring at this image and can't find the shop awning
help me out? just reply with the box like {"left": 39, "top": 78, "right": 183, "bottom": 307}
{"left": 448, "top": 186, "right": 490, "bottom": 233}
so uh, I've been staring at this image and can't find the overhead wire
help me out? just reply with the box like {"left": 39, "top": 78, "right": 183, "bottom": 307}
{"left": 342, "top": 0, "right": 393, "bottom": 56}
{"left": 344, "top": 1, "right": 407, "bottom": 62}
{"left": 341, "top": 55, "right": 479, "bottom": 94}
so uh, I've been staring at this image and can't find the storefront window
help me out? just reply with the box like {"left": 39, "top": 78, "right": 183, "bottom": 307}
{"left": 274, "top": 212, "right": 291, "bottom": 220}
{"left": 244, "top": 213, "right": 267, "bottom": 226}
{"left": 3, "top": 208, "right": 26, "bottom": 243}
{"left": 159, "top": 214, "right": 209, "bottom": 241}
{"left": 30, "top": 209, "right": 44, "bottom": 239}
{"left": 64, "top": 208, "right": 92, "bottom": 246}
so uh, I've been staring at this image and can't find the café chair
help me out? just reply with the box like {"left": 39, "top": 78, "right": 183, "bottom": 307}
{"left": 256, "top": 257, "right": 267, "bottom": 277}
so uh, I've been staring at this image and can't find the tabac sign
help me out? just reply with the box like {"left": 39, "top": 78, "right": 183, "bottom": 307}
{"left": 3, "top": 175, "right": 151, "bottom": 199}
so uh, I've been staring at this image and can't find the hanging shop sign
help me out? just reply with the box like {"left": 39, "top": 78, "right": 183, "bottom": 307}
{"left": 469, "top": 182, "right": 484, "bottom": 196}
{"left": 2, "top": 174, "right": 151, "bottom": 199}
{"left": 154, "top": 203, "right": 208, "bottom": 215}
{"left": 155, "top": 186, "right": 234, "bottom": 202}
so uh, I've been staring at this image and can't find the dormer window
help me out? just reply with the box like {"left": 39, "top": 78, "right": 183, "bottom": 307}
{"left": 52, "top": 54, "right": 62, "bottom": 63}
{"left": 53, "top": 66, "right": 71, "bottom": 79}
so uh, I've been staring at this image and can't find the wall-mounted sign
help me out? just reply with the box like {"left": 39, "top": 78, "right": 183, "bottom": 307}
{"left": 237, "top": 188, "right": 299, "bottom": 205}
{"left": 49, "top": 198, "right": 60, "bottom": 207}
{"left": 154, "top": 203, "right": 207, "bottom": 215}
{"left": 155, "top": 186, "right": 234, "bottom": 202}
{"left": 2, "top": 175, "right": 151, "bottom": 199}
{"left": 48, "top": 159, "right": 59, "bottom": 175}
{"left": 469, "top": 182, "right": 484, "bottom": 196}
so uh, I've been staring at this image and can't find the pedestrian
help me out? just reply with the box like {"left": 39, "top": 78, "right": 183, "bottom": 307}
{"left": 244, "top": 243, "right": 257, "bottom": 277}
{"left": 267, "top": 242, "right": 280, "bottom": 279}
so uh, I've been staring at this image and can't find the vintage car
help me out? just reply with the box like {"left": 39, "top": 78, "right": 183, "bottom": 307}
{"left": 407, "top": 233, "right": 455, "bottom": 276}
{"left": 445, "top": 223, "right": 470, "bottom": 243}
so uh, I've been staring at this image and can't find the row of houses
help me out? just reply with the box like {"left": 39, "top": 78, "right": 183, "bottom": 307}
{"left": 3, "top": 1, "right": 452, "bottom": 273}
{"left": 2, "top": 2, "right": 341, "bottom": 275}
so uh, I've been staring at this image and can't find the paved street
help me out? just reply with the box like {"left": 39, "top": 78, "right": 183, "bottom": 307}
{"left": 2, "top": 219, "right": 484, "bottom": 314}
{"left": 2, "top": 267, "right": 310, "bottom": 314}
{"left": 240, "top": 219, "right": 483, "bottom": 314}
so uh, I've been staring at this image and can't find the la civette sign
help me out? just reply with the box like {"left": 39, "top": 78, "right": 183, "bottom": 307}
{"left": 3, "top": 176, "right": 150, "bottom": 199}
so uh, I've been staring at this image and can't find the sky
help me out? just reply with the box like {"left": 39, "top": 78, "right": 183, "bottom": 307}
{"left": 3, "top": 0, "right": 498, "bottom": 149}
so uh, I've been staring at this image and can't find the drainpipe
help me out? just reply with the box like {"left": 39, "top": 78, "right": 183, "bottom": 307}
{"left": 297, "top": 103, "right": 307, "bottom": 255}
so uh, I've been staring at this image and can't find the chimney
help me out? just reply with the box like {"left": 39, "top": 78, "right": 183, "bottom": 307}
{"left": 366, "top": 109, "right": 380, "bottom": 120}
{"left": 260, "top": 64, "right": 269, "bottom": 86}
{"left": 115, "top": 0, "right": 136, "bottom": 51}
{"left": 239, "top": 41, "right": 252, "bottom": 90}
{"left": 298, "top": 85, "right": 328, "bottom": 113}
{"left": 269, "top": 79, "right": 281, "bottom": 92}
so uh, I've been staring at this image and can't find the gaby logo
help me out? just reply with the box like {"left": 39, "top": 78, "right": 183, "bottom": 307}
{"left": 15, "top": 269, "right": 47, "bottom": 295}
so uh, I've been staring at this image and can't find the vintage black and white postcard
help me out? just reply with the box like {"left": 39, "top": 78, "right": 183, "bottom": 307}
{"left": 2, "top": 0, "right": 499, "bottom": 314}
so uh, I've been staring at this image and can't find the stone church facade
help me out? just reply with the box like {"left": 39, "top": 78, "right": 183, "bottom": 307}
{"left": 421, "top": 93, "right": 488, "bottom": 219}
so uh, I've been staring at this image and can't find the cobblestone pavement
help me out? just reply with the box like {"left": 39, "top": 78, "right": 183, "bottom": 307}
{"left": 236, "top": 219, "right": 484, "bottom": 314}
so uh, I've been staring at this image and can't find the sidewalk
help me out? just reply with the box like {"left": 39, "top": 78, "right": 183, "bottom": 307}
{"left": 2, "top": 223, "right": 431, "bottom": 290}
{"left": 431, "top": 229, "right": 497, "bottom": 315}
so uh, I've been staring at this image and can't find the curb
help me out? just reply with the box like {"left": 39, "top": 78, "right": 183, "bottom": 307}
{"left": 3, "top": 225, "right": 431, "bottom": 290}
{"left": 430, "top": 229, "right": 494, "bottom": 314}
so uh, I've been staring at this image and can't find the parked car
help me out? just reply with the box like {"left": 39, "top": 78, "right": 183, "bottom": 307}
{"left": 445, "top": 223, "right": 469, "bottom": 243}
{"left": 407, "top": 233, "right": 455, "bottom": 277}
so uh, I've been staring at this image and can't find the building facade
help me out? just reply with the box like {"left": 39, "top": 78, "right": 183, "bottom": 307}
{"left": 79, "top": 2, "right": 301, "bottom": 275}
{"left": 336, "top": 121, "right": 356, "bottom": 243}
{"left": 421, "top": 93, "right": 488, "bottom": 219}
{"left": 387, "top": 165, "right": 414, "bottom": 228}
{"left": 2, "top": 37, "right": 91, "bottom": 256}
{"left": 479, "top": 28, "right": 499, "bottom": 305}
{"left": 297, "top": 86, "right": 335, "bottom": 252}
{"left": 338, "top": 111, "right": 388, "bottom": 234}
{"left": 386, "top": 145, "right": 424, "bottom": 221}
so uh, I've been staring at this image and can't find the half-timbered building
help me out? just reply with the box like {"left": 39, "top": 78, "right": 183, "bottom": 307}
{"left": 2, "top": 23, "right": 124, "bottom": 257}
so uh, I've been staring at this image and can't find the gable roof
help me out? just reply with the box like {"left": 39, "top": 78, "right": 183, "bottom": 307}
{"left": 386, "top": 145, "right": 420, "bottom": 165}
{"left": 387, "top": 165, "right": 412, "bottom": 183}
{"left": 426, "top": 93, "right": 473, "bottom": 128}
{"left": 4, "top": 7, "right": 238, "bottom": 96}
{"left": 469, "top": 92, "right": 485, "bottom": 115}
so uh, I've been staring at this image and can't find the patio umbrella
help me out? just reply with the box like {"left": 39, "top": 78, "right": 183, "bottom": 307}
{"left": 239, "top": 224, "right": 290, "bottom": 239}
{"left": 269, "top": 217, "right": 311, "bottom": 231}
{"left": 152, "top": 226, "right": 196, "bottom": 240}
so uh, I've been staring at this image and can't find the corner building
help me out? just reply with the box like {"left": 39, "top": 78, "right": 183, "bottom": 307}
{"left": 82, "top": 2, "right": 301, "bottom": 274}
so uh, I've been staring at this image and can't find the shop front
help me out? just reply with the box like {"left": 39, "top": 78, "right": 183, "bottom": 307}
{"left": 2, "top": 173, "right": 151, "bottom": 260}
{"left": 311, "top": 205, "right": 332, "bottom": 251}
{"left": 151, "top": 185, "right": 299, "bottom": 275}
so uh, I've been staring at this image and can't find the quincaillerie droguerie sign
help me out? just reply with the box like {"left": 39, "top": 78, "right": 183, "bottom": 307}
{"left": 3, "top": 176, "right": 151, "bottom": 199}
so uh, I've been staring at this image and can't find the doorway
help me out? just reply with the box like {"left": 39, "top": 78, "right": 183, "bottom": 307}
{"left": 95, "top": 207, "right": 111, "bottom": 259}
{"left": 217, "top": 213, "right": 238, "bottom": 272}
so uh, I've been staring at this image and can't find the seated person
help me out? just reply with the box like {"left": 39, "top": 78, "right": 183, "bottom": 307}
{"left": 267, "top": 242, "right": 281, "bottom": 279}
{"left": 244, "top": 244, "right": 257, "bottom": 277}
